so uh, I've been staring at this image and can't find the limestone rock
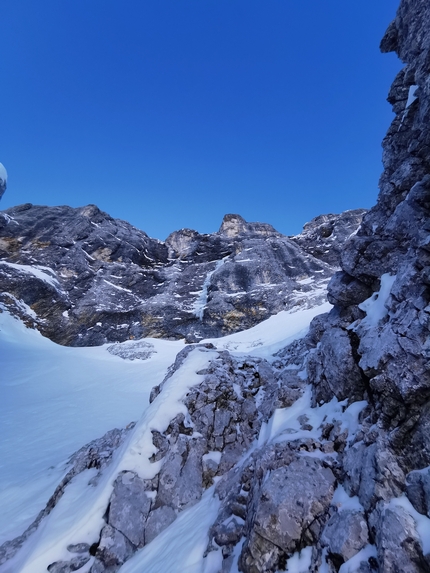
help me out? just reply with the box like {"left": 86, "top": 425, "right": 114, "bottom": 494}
{"left": 0, "top": 205, "right": 358, "bottom": 345}
{"left": 240, "top": 456, "right": 336, "bottom": 573}
{"left": 108, "top": 472, "right": 152, "bottom": 547}
{"left": 290, "top": 209, "right": 366, "bottom": 266}
{"left": 369, "top": 502, "right": 427, "bottom": 573}
{"left": 406, "top": 469, "right": 430, "bottom": 517}
{"left": 321, "top": 510, "right": 369, "bottom": 563}
{"left": 47, "top": 556, "right": 90, "bottom": 573}
{"left": 307, "top": 326, "right": 365, "bottom": 405}
{"left": 0, "top": 163, "right": 7, "bottom": 201}
{"left": 144, "top": 506, "right": 177, "bottom": 544}
{"left": 93, "top": 525, "right": 134, "bottom": 571}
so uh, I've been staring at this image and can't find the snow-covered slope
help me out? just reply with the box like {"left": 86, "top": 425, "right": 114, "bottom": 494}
{"left": 0, "top": 300, "right": 331, "bottom": 573}
{"left": 0, "top": 310, "right": 184, "bottom": 545}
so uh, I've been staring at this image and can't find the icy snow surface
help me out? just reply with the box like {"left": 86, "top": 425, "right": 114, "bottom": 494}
{"left": 406, "top": 85, "right": 418, "bottom": 108}
{"left": 358, "top": 273, "right": 396, "bottom": 327}
{"left": 338, "top": 545, "right": 378, "bottom": 573}
{"left": 284, "top": 546, "right": 312, "bottom": 572}
{"left": 204, "top": 301, "right": 332, "bottom": 358}
{"left": 388, "top": 495, "right": 430, "bottom": 554}
{"left": 1, "top": 299, "right": 331, "bottom": 573}
{"left": 192, "top": 257, "right": 226, "bottom": 319}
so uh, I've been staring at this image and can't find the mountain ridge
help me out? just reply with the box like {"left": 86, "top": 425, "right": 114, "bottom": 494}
{"left": 0, "top": 204, "right": 364, "bottom": 345}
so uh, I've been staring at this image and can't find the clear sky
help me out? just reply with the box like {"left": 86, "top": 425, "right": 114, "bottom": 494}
{"left": 0, "top": 1, "right": 401, "bottom": 240}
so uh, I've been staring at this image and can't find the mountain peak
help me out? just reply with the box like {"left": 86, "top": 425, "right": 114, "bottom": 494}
{"left": 218, "top": 213, "right": 280, "bottom": 238}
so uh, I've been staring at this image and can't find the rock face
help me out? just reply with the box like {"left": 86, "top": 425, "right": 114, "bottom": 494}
{"left": 0, "top": 205, "right": 362, "bottom": 346}
{"left": 1, "top": 1, "right": 430, "bottom": 572}
{"left": 290, "top": 209, "right": 366, "bottom": 266}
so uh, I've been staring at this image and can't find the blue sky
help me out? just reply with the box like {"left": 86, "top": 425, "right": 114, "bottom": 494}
{"left": 1, "top": 1, "right": 401, "bottom": 240}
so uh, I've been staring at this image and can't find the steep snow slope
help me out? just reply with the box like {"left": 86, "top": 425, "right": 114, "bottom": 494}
{"left": 0, "top": 311, "right": 184, "bottom": 544}
{"left": 0, "top": 300, "right": 330, "bottom": 573}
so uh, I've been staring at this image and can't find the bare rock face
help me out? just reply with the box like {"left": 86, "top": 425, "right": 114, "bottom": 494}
{"left": 369, "top": 503, "right": 426, "bottom": 573}
{"left": 321, "top": 510, "right": 369, "bottom": 564}
{"left": 0, "top": 204, "right": 360, "bottom": 346}
{"left": 320, "top": 0, "right": 430, "bottom": 447}
{"left": 240, "top": 457, "right": 336, "bottom": 573}
{"left": 300, "top": 0, "right": 430, "bottom": 569}
{"left": 290, "top": 209, "right": 366, "bottom": 266}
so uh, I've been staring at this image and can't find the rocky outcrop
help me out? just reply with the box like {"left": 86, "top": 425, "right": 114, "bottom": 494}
{"left": 298, "top": 0, "right": 430, "bottom": 569}
{"left": 0, "top": 205, "right": 361, "bottom": 346}
{"left": 290, "top": 209, "right": 366, "bottom": 266}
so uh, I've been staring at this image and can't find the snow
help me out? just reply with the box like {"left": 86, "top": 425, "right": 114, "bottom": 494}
{"left": 332, "top": 484, "right": 364, "bottom": 512}
{"left": 2, "top": 293, "right": 37, "bottom": 319}
{"left": 258, "top": 386, "right": 367, "bottom": 454}
{"left": 115, "top": 346, "right": 217, "bottom": 479}
{"left": 103, "top": 279, "right": 133, "bottom": 292}
{"left": 0, "top": 162, "right": 7, "bottom": 182}
{"left": 284, "top": 546, "right": 313, "bottom": 573}
{"left": 203, "top": 451, "right": 222, "bottom": 464}
{"left": 0, "top": 311, "right": 184, "bottom": 545}
{"left": 0, "top": 261, "right": 61, "bottom": 289}
{"left": 2, "top": 345, "right": 217, "bottom": 573}
{"left": 358, "top": 273, "right": 396, "bottom": 327}
{"left": 204, "top": 301, "right": 332, "bottom": 358}
{"left": 406, "top": 85, "right": 418, "bottom": 108}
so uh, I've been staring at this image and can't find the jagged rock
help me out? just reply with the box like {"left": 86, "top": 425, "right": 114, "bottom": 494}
{"left": 0, "top": 162, "right": 7, "bottom": 201}
{"left": 321, "top": 510, "right": 369, "bottom": 564}
{"left": 369, "top": 502, "right": 427, "bottom": 573}
{"left": 327, "top": 271, "right": 372, "bottom": 307}
{"left": 93, "top": 525, "right": 134, "bottom": 571}
{"left": 47, "top": 556, "right": 90, "bottom": 573}
{"left": 157, "top": 434, "right": 206, "bottom": 510}
{"left": 213, "top": 518, "right": 244, "bottom": 547}
{"left": 240, "top": 456, "right": 336, "bottom": 573}
{"left": 67, "top": 543, "right": 91, "bottom": 554}
{"left": 108, "top": 472, "right": 152, "bottom": 547}
{"left": 406, "top": 469, "right": 430, "bottom": 517}
{"left": 342, "top": 440, "right": 405, "bottom": 512}
{"left": 0, "top": 204, "right": 359, "bottom": 345}
{"left": 290, "top": 209, "right": 366, "bottom": 266}
{"left": 218, "top": 214, "right": 281, "bottom": 239}
{"left": 307, "top": 326, "right": 366, "bottom": 405}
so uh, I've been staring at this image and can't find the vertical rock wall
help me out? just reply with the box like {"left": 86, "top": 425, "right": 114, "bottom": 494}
{"left": 303, "top": 0, "right": 430, "bottom": 570}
